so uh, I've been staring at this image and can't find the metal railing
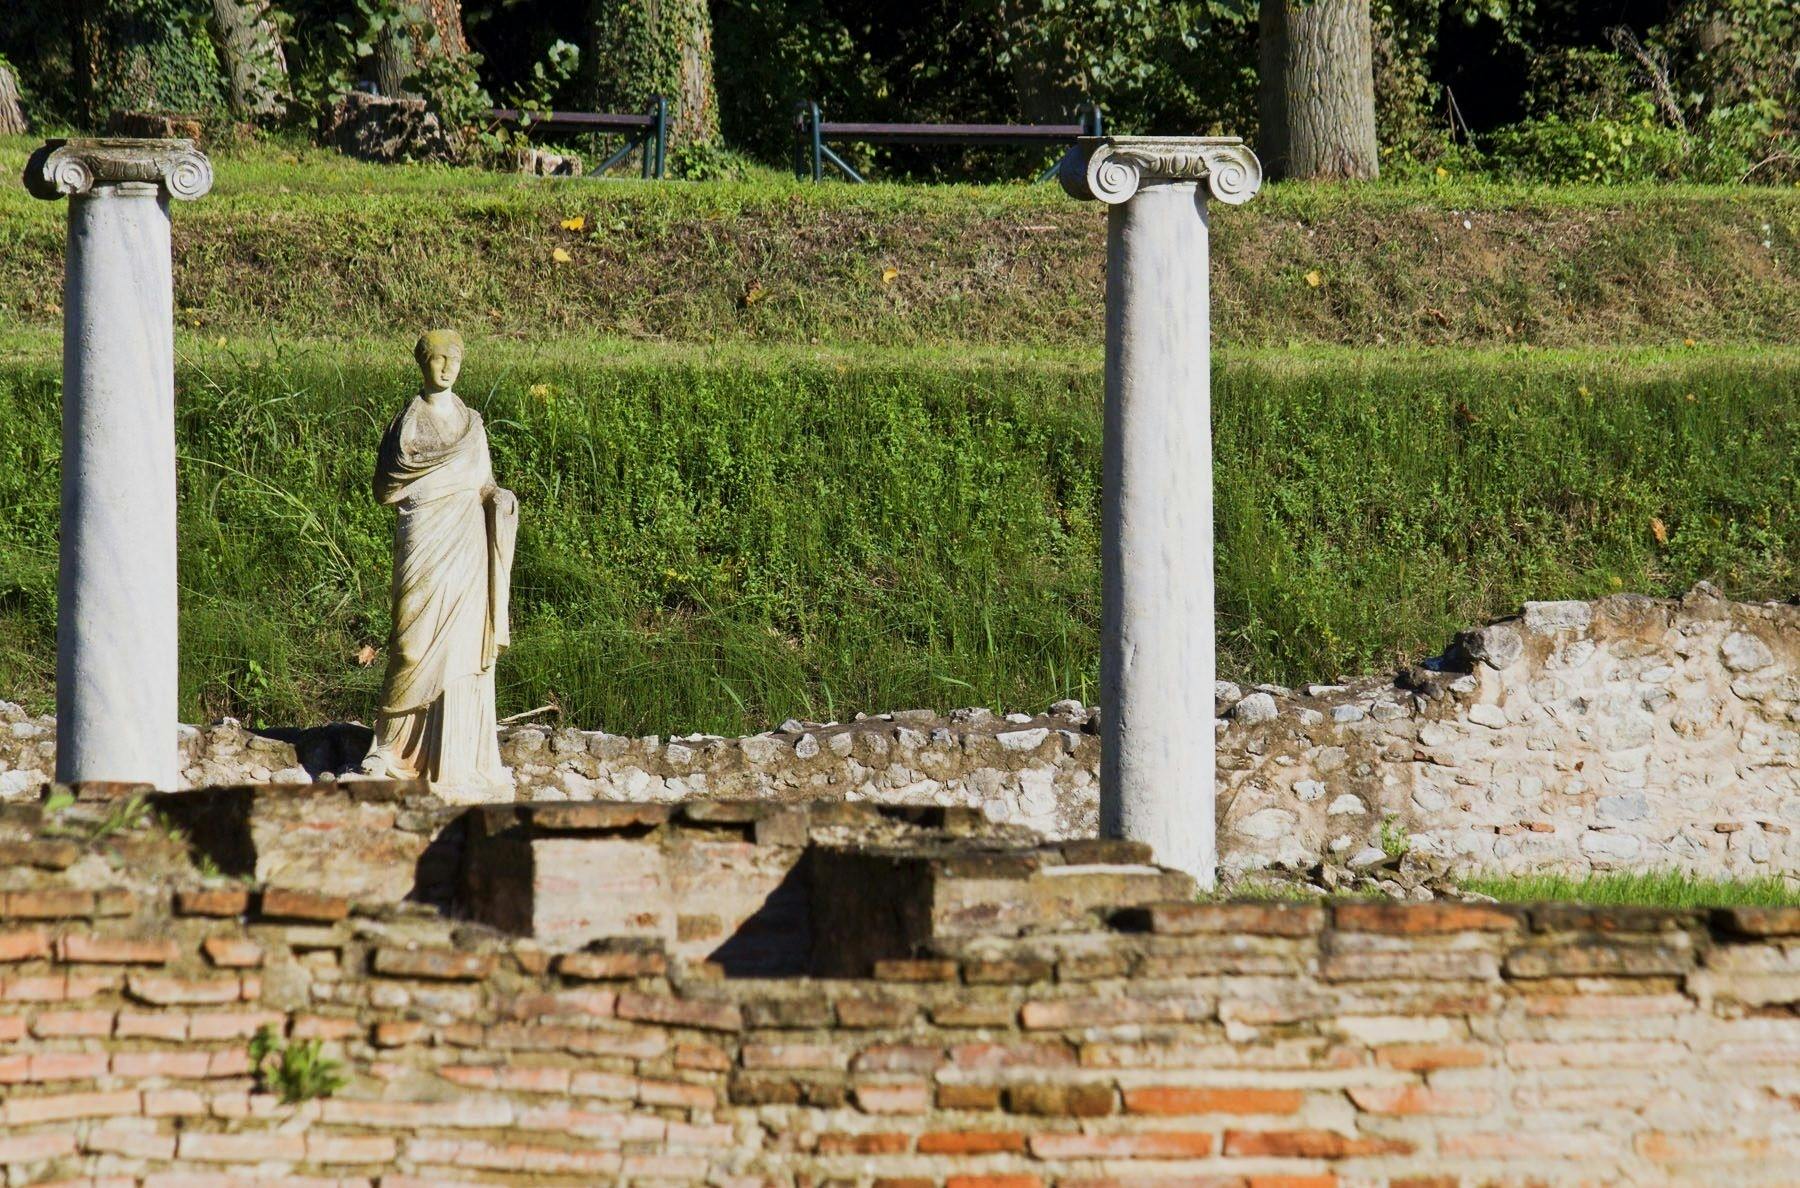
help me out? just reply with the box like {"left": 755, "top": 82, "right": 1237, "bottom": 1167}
{"left": 793, "top": 100, "right": 1103, "bottom": 183}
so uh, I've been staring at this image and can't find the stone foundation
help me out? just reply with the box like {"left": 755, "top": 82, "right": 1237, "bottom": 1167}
{"left": 5, "top": 584, "right": 1800, "bottom": 878}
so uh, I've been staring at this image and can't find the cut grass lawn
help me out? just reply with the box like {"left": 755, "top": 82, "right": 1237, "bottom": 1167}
{"left": 2, "top": 337, "right": 1797, "bottom": 734}
{"left": 4, "top": 135, "right": 1798, "bottom": 350}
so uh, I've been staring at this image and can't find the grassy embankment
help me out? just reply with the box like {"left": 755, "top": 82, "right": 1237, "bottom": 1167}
{"left": 1, "top": 140, "right": 1798, "bottom": 735}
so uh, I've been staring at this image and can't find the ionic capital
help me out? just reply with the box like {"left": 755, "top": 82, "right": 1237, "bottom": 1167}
{"left": 1058, "top": 136, "right": 1262, "bottom": 206}
{"left": 23, "top": 138, "right": 213, "bottom": 202}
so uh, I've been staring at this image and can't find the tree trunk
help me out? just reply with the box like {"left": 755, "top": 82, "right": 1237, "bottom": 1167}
{"left": 208, "top": 0, "right": 290, "bottom": 120}
{"left": 1258, "top": 0, "right": 1378, "bottom": 181}
{"left": 585, "top": 0, "right": 719, "bottom": 148}
{"left": 374, "top": 0, "right": 466, "bottom": 98}
{"left": 0, "top": 62, "right": 25, "bottom": 135}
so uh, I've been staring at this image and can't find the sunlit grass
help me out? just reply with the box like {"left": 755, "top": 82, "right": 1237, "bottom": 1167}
{"left": 1460, "top": 871, "right": 1800, "bottom": 908}
{"left": 2, "top": 345, "right": 1798, "bottom": 734}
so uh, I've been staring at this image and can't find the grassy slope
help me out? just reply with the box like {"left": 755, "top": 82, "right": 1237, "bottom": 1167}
{"left": 3, "top": 340, "right": 1796, "bottom": 734}
{"left": 3, "top": 138, "right": 1799, "bottom": 349}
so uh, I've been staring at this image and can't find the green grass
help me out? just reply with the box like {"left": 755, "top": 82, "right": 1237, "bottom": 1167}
{"left": 2, "top": 338, "right": 1798, "bottom": 734}
{"left": 1460, "top": 871, "right": 1800, "bottom": 908}
{"left": 5, "top": 135, "right": 1798, "bottom": 350}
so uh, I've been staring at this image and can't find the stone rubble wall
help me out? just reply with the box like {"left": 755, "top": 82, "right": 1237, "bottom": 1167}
{"left": 0, "top": 848, "right": 1795, "bottom": 1185}
{"left": 5, "top": 584, "right": 1800, "bottom": 879}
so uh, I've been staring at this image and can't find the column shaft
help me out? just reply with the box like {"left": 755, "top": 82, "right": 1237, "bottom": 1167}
{"left": 1100, "top": 181, "right": 1216, "bottom": 885}
{"left": 56, "top": 183, "right": 180, "bottom": 786}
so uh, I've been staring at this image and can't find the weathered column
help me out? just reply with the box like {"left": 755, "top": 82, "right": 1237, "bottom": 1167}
{"left": 24, "top": 139, "right": 213, "bottom": 788}
{"left": 1058, "top": 137, "right": 1261, "bottom": 887}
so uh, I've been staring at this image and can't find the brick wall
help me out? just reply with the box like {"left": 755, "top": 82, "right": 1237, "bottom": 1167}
{"left": 0, "top": 875, "right": 1796, "bottom": 1184}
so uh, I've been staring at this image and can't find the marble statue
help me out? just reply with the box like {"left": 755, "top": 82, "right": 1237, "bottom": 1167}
{"left": 360, "top": 330, "right": 517, "bottom": 798}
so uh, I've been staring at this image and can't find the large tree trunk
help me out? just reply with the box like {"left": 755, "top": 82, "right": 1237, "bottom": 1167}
{"left": 208, "top": 0, "right": 290, "bottom": 120}
{"left": 374, "top": 0, "right": 467, "bottom": 98}
{"left": 1258, "top": 0, "right": 1379, "bottom": 181}
{"left": 584, "top": 0, "right": 720, "bottom": 148}
{"left": 0, "top": 62, "right": 26, "bottom": 136}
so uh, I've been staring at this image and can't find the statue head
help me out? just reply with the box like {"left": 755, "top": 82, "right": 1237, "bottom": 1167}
{"left": 414, "top": 329, "right": 464, "bottom": 394}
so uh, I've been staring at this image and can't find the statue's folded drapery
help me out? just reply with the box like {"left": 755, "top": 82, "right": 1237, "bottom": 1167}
{"left": 365, "top": 398, "right": 516, "bottom": 791}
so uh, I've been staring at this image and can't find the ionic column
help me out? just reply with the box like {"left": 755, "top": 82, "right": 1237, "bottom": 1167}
{"left": 1058, "top": 136, "right": 1262, "bottom": 888}
{"left": 24, "top": 139, "right": 213, "bottom": 788}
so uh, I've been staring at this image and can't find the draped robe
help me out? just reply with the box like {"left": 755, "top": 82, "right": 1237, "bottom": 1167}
{"left": 363, "top": 392, "right": 517, "bottom": 795}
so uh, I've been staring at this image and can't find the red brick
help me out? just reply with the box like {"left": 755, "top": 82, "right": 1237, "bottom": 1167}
{"left": 742, "top": 1042, "right": 845, "bottom": 1070}
{"left": 1021, "top": 994, "right": 1211, "bottom": 1030}
{"left": 938, "top": 1083, "right": 1003, "bottom": 1110}
{"left": 126, "top": 973, "right": 243, "bottom": 1006}
{"left": 962, "top": 957, "right": 1053, "bottom": 984}
{"left": 201, "top": 937, "right": 263, "bottom": 968}
{"left": 2, "top": 890, "right": 95, "bottom": 919}
{"left": 872, "top": 958, "right": 960, "bottom": 982}
{"left": 1124, "top": 1086, "right": 1304, "bottom": 1115}
{"left": 187, "top": 1011, "right": 281, "bottom": 1040}
{"left": 637, "top": 1077, "right": 717, "bottom": 1109}
{"left": 1224, "top": 1129, "right": 1415, "bottom": 1157}
{"left": 1005, "top": 1082, "right": 1115, "bottom": 1117}
{"left": 56, "top": 935, "right": 178, "bottom": 965}
{"left": 1248, "top": 1178, "right": 1339, "bottom": 1188}
{"left": 84, "top": 1122, "right": 179, "bottom": 1160}
{"left": 818, "top": 1132, "right": 913, "bottom": 1155}
{"left": 291, "top": 1014, "right": 361, "bottom": 1040}
{"left": 258, "top": 887, "right": 349, "bottom": 921}
{"left": 3, "top": 974, "right": 117, "bottom": 1002}
{"left": 1334, "top": 902, "right": 1519, "bottom": 934}
{"left": 174, "top": 888, "right": 251, "bottom": 917}
{"left": 116, "top": 1012, "right": 187, "bottom": 1040}
{"left": 1347, "top": 1086, "right": 1491, "bottom": 1116}
{"left": 142, "top": 1088, "right": 207, "bottom": 1116}
{"left": 27, "top": 1051, "right": 109, "bottom": 1081}
{"left": 110, "top": 1050, "right": 216, "bottom": 1079}
{"left": 403, "top": 1136, "right": 622, "bottom": 1174}
{"left": 372, "top": 1020, "right": 427, "bottom": 1048}
{"left": 616, "top": 992, "right": 742, "bottom": 1032}
{"left": 835, "top": 993, "right": 918, "bottom": 1028}
{"left": 854, "top": 1082, "right": 932, "bottom": 1114}
{"left": 854, "top": 1044, "right": 945, "bottom": 1074}
{"left": 178, "top": 1131, "right": 308, "bottom": 1161}
{"left": 874, "top": 1180, "right": 936, "bottom": 1188}
{"left": 0, "top": 929, "right": 49, "bottom": 962}
{"left": 951, "top": 1041, "right": 1077, "bottom": 1070}
{"left": 674, "top": 1041, "right": 731, "bottom": 1071}
{"left": 306, "top": 1133, "right": 399, "bottom": 1163}
{"left": 1118, "top": 901, "right": 1326, "bottom": 937}
{"left": 321, "top": 1097, "right": 515, "bottom": 1129}
{"left": 0, "top": 1130, "right": 79, "bottom": 1164}
{"left": 555, "top": 949, "right": 667, "bottom": 980}
{"left": 918, "top": 1131, "right": 1027, "bottom": 1154}
{"left": 0, "top": 1014, "right": 23, "bottom": 1042}
{"left": 371, "top": 947, "right": 496, "bottom": 981}
{"left": 945, "top": 1178, "right": 1042, "bottom": 1188}
{"left": 1029, "top": 1131, "right": 1216, "bottom": 1158}
{"left": 1375, "top": 1043, "right": 1487, "bottom": 1071}
{"left": 32, "top": 1009, "right": 114, "bottom": 1037}
{"left": 1717, "top": 906, "right": 1800, "bottom": 936}
{"left": 3, "top": 1089, "right": 138, "bottom": 1124}
{"left": 440, "top": 1064, "right": 572, "bottom": 1093}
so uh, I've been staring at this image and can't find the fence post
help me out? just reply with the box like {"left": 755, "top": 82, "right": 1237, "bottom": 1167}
{"left": 809, "top": 100, "right": 823, "bottom": 182}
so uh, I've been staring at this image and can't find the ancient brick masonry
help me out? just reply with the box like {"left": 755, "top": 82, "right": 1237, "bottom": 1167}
{"left": 0, "top": 796, "right": 1797, "bottom": 1185}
